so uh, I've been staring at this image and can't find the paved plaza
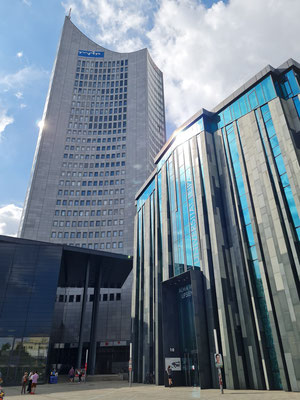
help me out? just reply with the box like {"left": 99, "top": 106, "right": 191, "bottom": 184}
{"left": 2, "top": 380, "right": 300, "bottom": 400}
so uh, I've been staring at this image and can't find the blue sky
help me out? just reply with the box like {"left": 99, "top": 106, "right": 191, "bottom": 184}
{"left": 0, "top": 0, "right": 299, "bottom": 235}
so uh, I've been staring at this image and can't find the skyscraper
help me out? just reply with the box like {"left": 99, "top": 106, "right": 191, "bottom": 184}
{"left": 132, "top": 59, "right": 300, "bottom": 391}
{"left": 19, "top": 15, "right": 165, "bottom": 256}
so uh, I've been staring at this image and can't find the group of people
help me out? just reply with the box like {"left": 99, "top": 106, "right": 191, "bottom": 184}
{"left": 21, "top": 371, "right": 39, "bottom": 395}
{"left": 68, "top": 367, "right": 85, "bottom": 383}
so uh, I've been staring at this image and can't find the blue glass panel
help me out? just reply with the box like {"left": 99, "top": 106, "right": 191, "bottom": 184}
{"left": 296, "top": 227, "right": 300, "bottom": 241}
{"left": 185, "top": 235, "right": 193, "bottom": 268}
{"left": 239, "top": 96, "right": 248, "bottom": 115}
{"left": 218, "top": 112, "right": 224, "bottom": 129}
{"left": 272, "top": 145, "right": 281, "bottom": 157}
{"left": 240, "top": 194, "right": 248, "bottom": 210}
{"left": 236, "top": 174, "right": 246, "bottom": 196}
{"left": 286, "top": 70, "right": 300, "bottom": 96}
{"left": 275, "top": 154, "right": 286, "bottom": 176}
{"left": 246, "top": 224, "right": 255, "bottom": 246}
{"left": 282, "top": 80, "right": 292, "bottom": 98}
{"left": 284, "top": 186, "right": 300, "bottom": 228}
{"left": 270, "top": 135, "right": 279, "bottom": 149}
{"left": 227, "top": 130, "right": 235, "bottom": 143}
{"left": 248, "top": 90, "right": 258, "bottom": 109}
{"left": 180, "top": 174, "right": 187, "bottom": 203}
{"left": 261, "top": 76, "right": 276, "bottom": 101}
{"left": 256, "top": 84, "right": 265, "bottom": 105}
{"left": 232, "top": 100, "right": 241, "bottom": 120}
{"left": 261, "top": 105, "right": 271, "bottom": 120}
{"left": 228, "top": 140, "right": 239, "bottom": 163}
{"left": 224, "top": 107, "right": 232, "bottom": 125}
{"left": 265, "top": 119, "right": 276, "bottom": 138}
{"left": 280, "top": 173, "right": 289, "bottom": 188}
{"left": 250, "top": 245, "right": 258, "bottom": 261}
{"left": 253, "top": 259, "right": 261, "bottom": 278}
{"left": 233, "top": 161, "right": 242, "bottom": 175}
{"left": 293, "top": 96, "right": 300, "bottom": 118}
{"left": 226, "top": 123, "right": 234, "bottom": 134}
{"left": 243, "top": 208, "right": 251, "bottom": 225}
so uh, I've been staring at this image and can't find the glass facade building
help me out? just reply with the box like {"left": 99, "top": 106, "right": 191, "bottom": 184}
{"left": 0, "top": 235, "right": 132, "bottom": 385}
{"left": 132, "top": 59, "right": 300, "bottom": 391}
{"left": 19, "top": 15, "right": 165, "bottom": 256}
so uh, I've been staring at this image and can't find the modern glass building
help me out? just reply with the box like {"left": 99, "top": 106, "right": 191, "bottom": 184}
{"left": 132, "top": 59, "right": 300, "bottom": 391}
{"left": 19, "top": 15, "right": 165, "bottom": 256}
{"left": 17, "top": 15, "right": 165, "bottom": 374}
{"left": 0, "top": 235, "right": 132, "bottom": 385}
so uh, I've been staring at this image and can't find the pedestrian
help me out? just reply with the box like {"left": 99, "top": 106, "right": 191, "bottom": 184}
{"left": 76, "top": 368, "right": 82, "bottom": 383}
{"left": 21, "top": 372, "right": 28, "bottom": 394}
{"left": 167, "top": 365, "right": 173, "bottom": 387}
{"left": 68, "top": 366, "right": 75, "bottom": 382}
{"left": 30, "top": 371, "right": 39, "bottom": 394}
{"left": 27, "top": 372, "right": 33, "bottom": 393}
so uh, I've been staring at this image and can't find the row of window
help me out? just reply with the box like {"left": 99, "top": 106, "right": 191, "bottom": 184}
{"left": 57, "top": 292, "right": 121, "bottom": 303}
{"left": 61, "top": 172, "right": 125, "bottom": 180}
{"left": 75, "top": 73, "right": 128, "bottom": 81}
{"left": 62, "top": 162, "right": 125, "bottom": 170}
{"left": 54, "top": 198, "right": 124, "bottom": 206}
{"left": 54, "top": 219, "right": 124, "bottom": 232}
{"left": 72, "top": 94, "right": 126, "bottom": 104}
{"left": 65, "top": 145, "right": 126, "bottom": 151}
{"left": 56, "top": 188, "right": 125, "bottom": 200}
{"left": 68, "top": 121, "right": 127, "bottom": 129}
{"left": 70, "top": 111, "right": 127, "bottom": 119}
{"left": 63, "top": 153, "right": 126, "bottom": 160}
{"left": 77, "top": 59, "right": 128, "bottom": 67}
{"left": 74, "top": 87, "right": 126, "bottom": 96}
{"left": 65, "top": 137, "right": 126, "bottom": 143}
{"left": 77, "top": 67, "right": 127, "bottom": 74}
{"left": 66, "top": 242, "right": 122, "bottom": 250}
{"left": 74, "top": 80, "right": 128, "bottom": 89}
{"left": 58, "top": 179, "right": 125, "bottom": 188}
{"left": 51, "top": 230, "right": 124, "bottom": 240}
{"left": 68, "top": 130, "right": 126, "bottom": 137}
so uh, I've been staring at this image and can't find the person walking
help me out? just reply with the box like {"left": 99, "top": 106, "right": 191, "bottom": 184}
{"left": 27, "top": 372, "right": 33, "bottom": 393}
{"left": 21, "top": 372, "right": 28, "bottom": 394}
{"left": 68, "top": 366, "right": 75, "bottom": 382}
{"left": 167, "top": 365, "right": 173, "bottom": 387}
{"left": 30, "top": 371, "right": 39, "bottom": 394}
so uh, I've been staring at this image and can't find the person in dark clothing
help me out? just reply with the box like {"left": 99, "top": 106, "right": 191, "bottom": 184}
{"left": 167, "top": 366, "right": 173, "bottom": 387}
{"left": 27, "top": 372, "right": 33, "bottom": 393}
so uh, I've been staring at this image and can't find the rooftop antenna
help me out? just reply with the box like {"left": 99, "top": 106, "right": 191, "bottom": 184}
{"left": 68, "top": 7, "right": 72, "bottom": 19}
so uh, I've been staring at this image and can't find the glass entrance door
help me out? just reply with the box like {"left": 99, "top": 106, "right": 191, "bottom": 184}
{"left": 182, "top": 352, "right": 199, "bottom": 386}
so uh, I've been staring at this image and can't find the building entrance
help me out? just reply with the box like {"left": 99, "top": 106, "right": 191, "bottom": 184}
{"left": 182, "top": 352, "right": 199, "bottom": 387}
{"left": 161, "top": 270, "right": 211, "bottom": 388}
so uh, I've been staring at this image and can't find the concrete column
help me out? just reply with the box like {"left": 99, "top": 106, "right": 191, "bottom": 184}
{"left": 77, "top": 257, "right": 90, "bottom": 369}
{"left": 88, "top": 262, "right": 103, "bottom": 374}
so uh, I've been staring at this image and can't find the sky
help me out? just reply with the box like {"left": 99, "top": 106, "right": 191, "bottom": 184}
{"left": 0, "top": 0, "right": 300, "bottom": 236}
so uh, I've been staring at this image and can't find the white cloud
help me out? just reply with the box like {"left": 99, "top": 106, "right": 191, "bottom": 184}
{"left": 61, "top": 0, "right": 300, "bottom": 129}
{"left": 16, "top": 51, "right": 23, "bottom": 58}
{"left": 0, "top": 108, "right": 14, "bottom": 138}
{"left": 147, "top": 0, "right": 300, "bottom": 127}
{"left": 62, "top": 0, "right": 156, "bottom": 52}
{"left": 22, "top": 0, "right": 32, "bottom": 6}
{"left": 0, "top": 66, "right": 48, "bottom": 91}
{"left": 15, "top": 91, "right": 23, "bottom": 99}
{"left": 0, "top": 204, "right": 23, "bottom": 237}
{"left": 20, "top": 103, "right": 27, "bottom": 109}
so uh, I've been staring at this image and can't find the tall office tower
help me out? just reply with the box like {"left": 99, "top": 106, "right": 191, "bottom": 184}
{"left": 132, "top": 59, "right": 300, "bottom": 391}
{"left": 19, "top": 15, "right": 165, "bottom": 256}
